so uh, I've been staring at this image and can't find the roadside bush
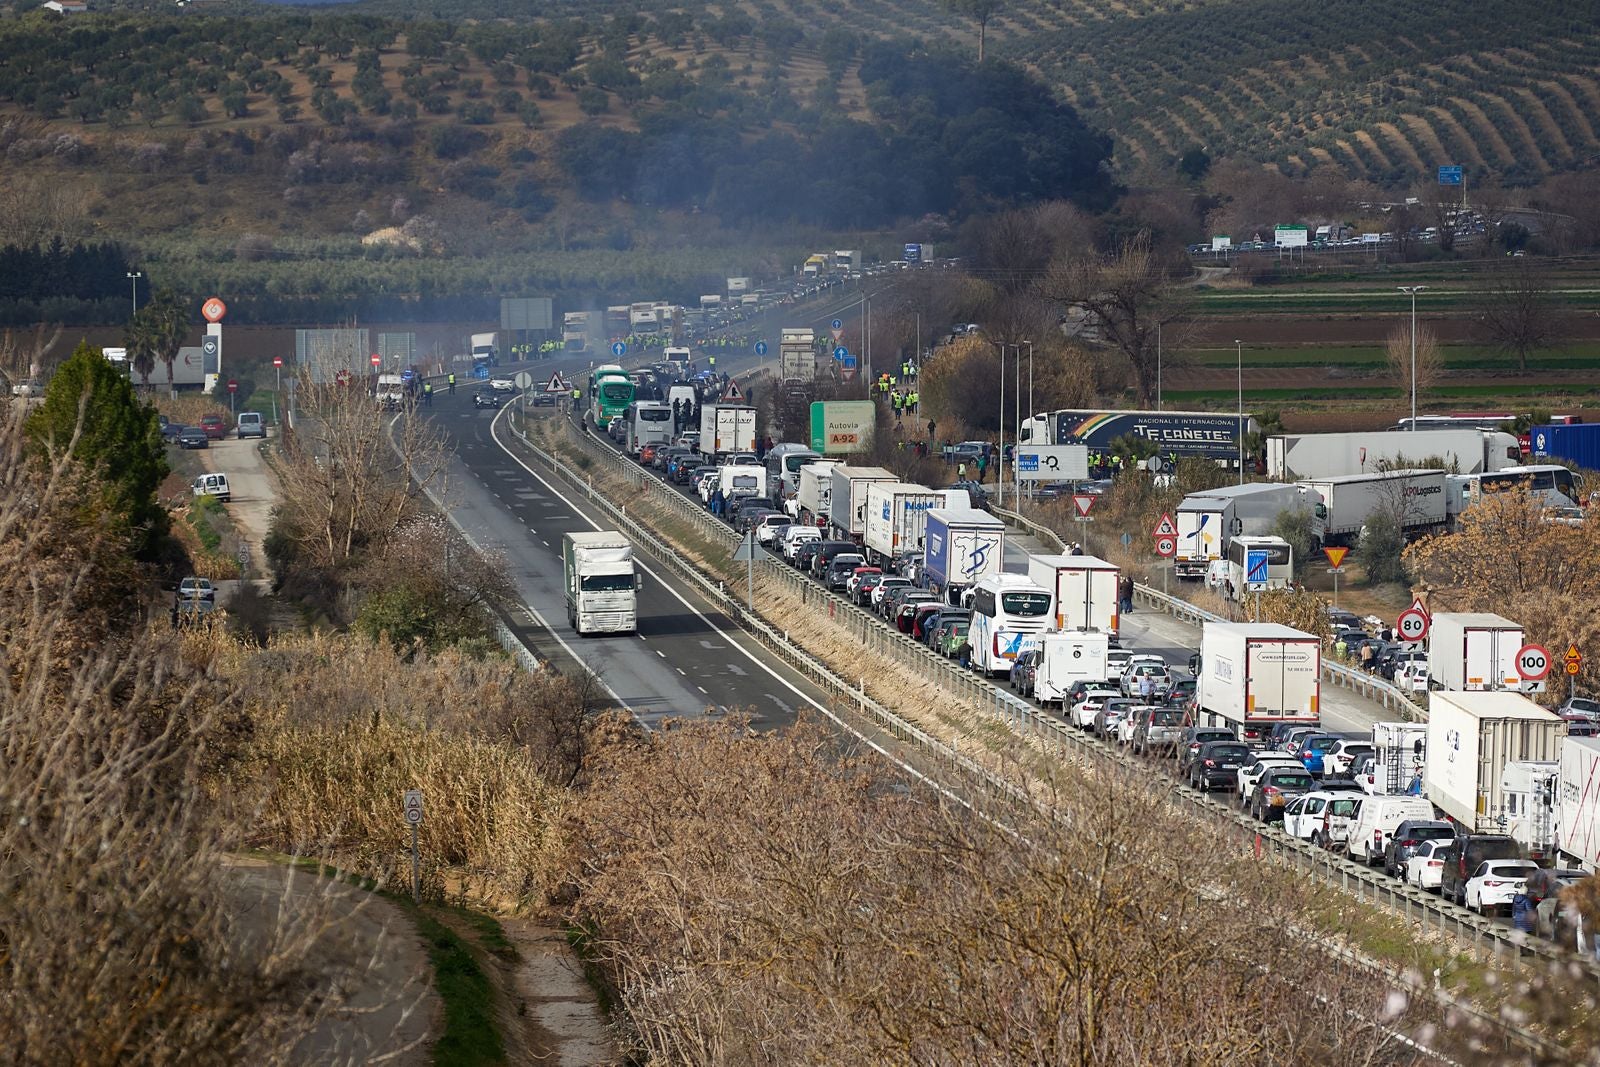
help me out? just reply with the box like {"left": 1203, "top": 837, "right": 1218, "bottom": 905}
{"left": 1358, "top": 512, "right": 1407, "bottom": 585}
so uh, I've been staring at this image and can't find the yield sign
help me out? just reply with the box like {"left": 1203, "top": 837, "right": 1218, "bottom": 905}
{"left": 1323, "top": 545, "right": 1349, "bottom": 569}
{"left": 1152, "top": 512, "right": 1177, "bottom": 537}
{"left": 720, "top": 378, "right": 745, "bottom": 402}
{"left": 1072, "top": 494, "right": 1096, "bottom": 518}
{"left": 544, "top": 372, "right": 568, "bottom": 394}
{"left": 830, "top": 327, "right": 844, "bottom": 344}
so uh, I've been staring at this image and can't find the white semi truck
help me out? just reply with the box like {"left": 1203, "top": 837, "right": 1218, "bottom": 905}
{"left": 698, "top": 404, "right": 756, "bottom": 459}
{"left": 1267, "top": 429, "right": 1521, "bottom": 480}
{"left": 1026, "top": 554, "right": 1120, "bottom": 635}
{"left": 561, "top": 531, "right": 639, "bottom": 635}
{"left": 1423, "top": 690, "right": 1564, "bottom": 833}
{"left": 1196, "top": 622, "right": 1321, "bottom": 745}
{"left": 1296, "top": 469, "right": 1448, "bottom": 545}
{"left": 863, "top": 482, "right": 943, "bottom": 562}
{"left": 1558, "top": 736, "right": 1600, "bottom": 873}
{"left": 827, "top": 465, "right": 898, "bottom": 541}
{"left": 1426, "top": 612, "right": 1540, "bottom": 694}
{"left": 1175, "top": 483, "right": 1321, "bottom": 581}
{"left": 790, "top": 461, "right": 839, "bottom": 526}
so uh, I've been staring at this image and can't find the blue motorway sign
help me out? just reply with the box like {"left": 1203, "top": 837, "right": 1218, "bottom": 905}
{"left": 1246, "top": 549, "right": 1269, "bottom": 589}
{"left": 1018, "top": 453, "right": 1039, "bottom": 473}
{"left": 1438, "top": 165, "right": 1463, "bottom": 186}
{"left": 831, "top": 318, "right": 843, "bottom": 331}
{"left": 834, "top": 346, "right": 848, "bottom": 361}
{"left": 611, "top": 341, "right": 626, "bottom": 357}
{"left": 842, "top": 355, "right": 857, "bottom": 369}
{"left": 754, "top": 340, "right": 768, "bottom": 356}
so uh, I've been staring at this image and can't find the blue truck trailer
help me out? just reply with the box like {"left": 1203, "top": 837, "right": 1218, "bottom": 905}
{"left": 923, "top": 508, "right": 1006, "bottom": 602}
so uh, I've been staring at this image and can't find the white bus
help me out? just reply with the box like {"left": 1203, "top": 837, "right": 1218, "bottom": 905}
{"left": 624, "top": 401, "right": 674, "bottom": 455}
{"left": 967, "top": 574, "right": 1054, "bottom": 677}
{"left": 1224, "top": 535, "right": 1293, "bottom": 601}
{"left": 1454, "top": 464, "right": 1583, "bottom": 509}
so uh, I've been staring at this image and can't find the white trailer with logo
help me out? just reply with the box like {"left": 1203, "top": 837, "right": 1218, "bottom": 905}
{"left": 1027, "top": 554, "right": 1120, "bottom": 635}
{"left": 863, "top": 482, "right": 943, "bottom": 562}
{"left": 1424, "top": 690, "right": 1564, "bottom": 832}
{"left": 1196, "top": 622, "right": 1322, "bottom": 745}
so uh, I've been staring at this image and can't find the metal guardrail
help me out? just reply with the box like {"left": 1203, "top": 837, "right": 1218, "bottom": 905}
{"left": 992, "top": 505, "right": 1427, "bottom": 722}
{"left": 524, "top": 413, "right": 1584, "bottom": 975}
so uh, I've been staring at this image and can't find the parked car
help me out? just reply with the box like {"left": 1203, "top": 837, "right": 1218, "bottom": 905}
{"left": 1121, "top": 660, "right": 1172, "bottom": 699}
{"left": 909, "top": 603, "right": 944, "bottom": 643}
{"left": 1282, "top": 790, "right": 1362, "bottom": 849}
{"left": 1323, "top": 740, "right": 1375, "bottom": 777}
{"left": 870, "top": 577, "right": 912, "bottom": 612}
{"left": 1237, "top": 754, "right": 1304, "bottom": 809}
{"left": 1290, "top": 734, "right": 1344, "bottom": 776}
{"left": 844, "top": 566, "right": 883, "bottom": 599}
{"left": 199, "top": 414, "right": 227, "bottom": 440}
{"left": 1092, "top": 698, "right": 1141, "bottom": 742}
{"left": 1394, "top": 660, "right": 1430, "bottom": 693}
{"left": 1249, "top": 766, "right": 1317, "bottom": 822}
{"left": 853, "top": 572, "right": 887, "bottom": 606}
{"left": 1383, "top": 819, "right": 1456, "bottom": 879}
{"left": 1070, "top": 687, "right": 1122, "bottom": 730}
{"left": 1405, "top": 839, "right": 1451, "bottom": 892}
{"left": 1438, "top": 835, "right": 1525, "bottom": 907}
{"left": 160, "top": 421, "right": 186, "bottom": 443}
{"left": 1106, "top": 648, "right": 1134, "bottom": 681}
{"left": 10, "top": 378, "right": 41, "bottom": 397}
{"left": 1344, "top": 794, "right": 1438, "bottom": 866}
{"left": 1184, "top": 740, "right": 1252, "bottom": 792}
{"left": 927, "top": 609, "right": 970, "bottom": 651}
{"left": 1464, "top": 860, "right": 1540, "bottom": 917}
{"left": 892, "top": 594, "right": 937, "bottom": 634}
{"left": 176, "top": 427, "right": 209, "bottom": 449}
{"left": 934, "top": 618, "right": 970, "bottom": 660}
{"left": 825, "top": 553, "right": 866, "bottom": 592}
{"left": 1010, "top": 649, "right": 1040, "bottom": 697}
{"left": 753, "top": 514, "right": 791, "bottom": 545}
{"left": 179, "top": 576, "right": 216, "bottom": 601}
{"left": 1559, "top": 696, "right": 1600, "bottom": 722}
{"left": 781, "top": 525, "right": 821, "bottom": 562}
{"left": 1165, "top": 678, "right": 1197, "bottom": 707}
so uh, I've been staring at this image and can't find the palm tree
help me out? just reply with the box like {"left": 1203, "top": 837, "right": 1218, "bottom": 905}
{"left": 142, "top": 289, "right": 189, "bottom": 395}
{"left": 124, "top": 312, "right": 158, "bottom": 388}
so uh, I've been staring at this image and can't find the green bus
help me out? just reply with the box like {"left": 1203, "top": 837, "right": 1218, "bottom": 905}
{"left": 591, "top": 369, "right": 635, "bottom": 426}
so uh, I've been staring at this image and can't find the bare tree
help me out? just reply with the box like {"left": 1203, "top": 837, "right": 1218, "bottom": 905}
{"left": 0, "top": 323, "right": 62, "bottom": 388}
{"left": 1039, "top": 230, "right": 1193, "bottom": 407}
{"left": 1478, "top": 259, "right": 1560, "bottom": 372}
{"left": 1384, "top": 321, "right": 1444, "bottom": 410}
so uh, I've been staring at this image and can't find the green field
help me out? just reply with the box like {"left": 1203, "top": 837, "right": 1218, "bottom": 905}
{"left": 1165, "top": 382, "right": 1600, "bottom": 405}
{"left": 1184, "top": 343, "right": 1600, "bottom": 370}
{"left": 1193, "top": 289, "right": 1600, "bottom": 315}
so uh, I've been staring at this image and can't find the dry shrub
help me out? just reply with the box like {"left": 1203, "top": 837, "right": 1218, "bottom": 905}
{"left": 209, "top": 631, "right": 583, "bottom": 906}
{"left": 153, "top": 391, "right": 229, "bottom": 426}
{"left": 567, "top": 718, "right": 1428, "bottom": 1065}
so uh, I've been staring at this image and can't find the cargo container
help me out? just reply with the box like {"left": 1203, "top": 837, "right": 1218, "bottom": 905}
{"left": 698, "top": 404, "right": 756, "bottom": 459}
{"left": 1297, "top": 468, "right": 1448, "bottom": 544}
{"left": 1268, "top": 429, "right": 1520, "bottom": 480}
{"left": 1027, "top": 554, "right": 1120, "bottom": 634}
{"left": 1175, "top": 483, "right": 1321, "bottom": 580}
{"left": 1196, "top": 622, "right": 1321, "bottom": 744}
{"left": 863, "top": 482, "right": 944, "bottom": 561}
{"left": 1530, "top": 423, "right": 1600, "bottom": 471}
{"left": 779, "top": 327, "right": 815, "bottom": 385}
{"left": 922, "top": 508, "right": 1006, "bottom": 598}
{"left": 1423, "top": 690, "right": 1564, "bottom": 832}
{"left": 1427, "top": 612, "right": 1539, "bottom": 695}
{"left": 1558, "top": 736, "right": 1600, "bottom": 873}
{"left": 562, "top": 531, "right": 638, "bottom": 635}
{"left": 827, "top": 465, "right": 898, "bottom": 539}
{"left": 791, "top": 461, "right": 839, "bottom": 525}
{"left": 1033, "top": 631, "right": 1111, "bottom": 706}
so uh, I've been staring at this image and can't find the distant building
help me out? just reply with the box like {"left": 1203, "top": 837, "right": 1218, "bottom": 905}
{"left": 42, "top": 0, "right": 89, "bottom": 12}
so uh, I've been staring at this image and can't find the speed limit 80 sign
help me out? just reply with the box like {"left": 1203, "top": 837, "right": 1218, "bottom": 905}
{"left": 1515, "top": 643, "right": 1553, "bottom": 682}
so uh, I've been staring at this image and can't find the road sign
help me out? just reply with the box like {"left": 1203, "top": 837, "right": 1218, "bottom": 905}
{"left": 1323, "top": 545, "right": 1349, "bottom": 570}
{"left": 545, "top": 372, "right": 568, "bottom": 393}
{"left": 842, "top": 355, "right": 858, "bottom": 370}
{"left": 1152, "top": 512, "right": 1177, "bottom": 538}
{"left": 201, "top": 296, "right": 227, "bottom": 323}
{"left": 1120, "top": 532, "right": 1133, "bottom": 547}
{"left": 1072, "top": 494, "right": 1096, "bottom": 518}
{"left": 1438, "top": 165, "right": 1463, "bottom": 186}
{"left": 227, "top": 379, "right": 237, "bottom": 393}
{"left": 611, "top": 341, "right": 626, "bottom": 357}
{"left": 370, "top": 353, "right": 381, "bottom": 367}
{"left": 1566, "top": 645, "right": 1583, "bottom": 676}
{"left": 1396, "top": 606, "right": 1430, "bottom": 643}
{"left": 273, "top": 356, "right": 283, "bottom": 368}
{"left": 403, "top": 789, "right": 424, "bottom": 825}
{"left": 720, "top": 378, "right": 745, "bottom": 403}
{"left": 513, "top": 371, "right": 533, "bottom": 390}
{"left": 1016, "top": 445, "right": 1089, "bottom": 481}
{"left": 1155, "top": 535, "right": 1177, "bottom": 558}
{"left": 201, "top": 336, "right": 219, "bottom": 359}
{"left": 1516, "top": 643, "right": 1552, "bottom": 682}
{"left": 834, "top": 346, "right": 848, "bottom": 361}
{"left": 831, "top": 318, "right": 843, "bottom": 331}
{"left": 1245, "top": 549, "right": 1269, "bottom": 590}
{"left": 755, "top": 340, "right": 768, "bottom": 356}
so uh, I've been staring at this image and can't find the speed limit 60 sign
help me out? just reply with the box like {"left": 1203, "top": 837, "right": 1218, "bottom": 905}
{"left": 1515, "top": 643, "right": 1553, "bottom": 682}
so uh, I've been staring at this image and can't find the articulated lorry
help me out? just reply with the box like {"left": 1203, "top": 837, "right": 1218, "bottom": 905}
{"left": 1558, "top": 736, "right": 1600, "bottom": 873}
{"left": 1175, "top": 483, "right": 1322, "bottom": 581}
{"left": 698, "top": 404, "right": 757, "bottom": 459}
{"left": 863, "top": 482, "right": 943, "bottom": 562}
{"left": 1296, "top": 469, "right": 1447, "bottom": 545}
{"left": 1427, "top": 612, "right": 1541, "bottom": 694}
{"left": 1018, "top": 408, "right": 1256, "bottom": 465}
{"left": 1267, "top": 429, "right": 1521, "bottom": 480}
{"left": 828, "top": 465, "right": 898, "bottom": 541}
{"left": 922, "top": 508, "right": 1005, "bottom": 601}
{"left": 562, "top": 531, "right": 639, "bottom": 636}
{"left": 790, "top": 461, "right": 839, "bottom": 526}
{"left": 1196, "top": 622, "right": 1322, "bottom": 744}
{"left": 1027, "top": 554, "right": 1120, "bottom": 634}
{"left": 1424, "top": 690, "right": 1563, "bottom": 833}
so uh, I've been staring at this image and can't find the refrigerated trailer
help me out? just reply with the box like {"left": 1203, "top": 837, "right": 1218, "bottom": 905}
{"left": 922, "top": 508, "right": 1005, "bottom": 601}
{"left": 1026, "top": 554, "right": 1120, "bottom": 635}
{"left": 863, "top": 482, "right": 943, "bottom": 562}
{"left": 1423, "top": 690, "right": 1564, "bottom": 833}
{"left": 1558, "top": 736, "right": 1600, "bottom": 873}
{"left": 1427, "top": 612, "right": 1540, "bottom": 695}
{"left": 827, "top": 465, "right": 898, "bottom": 540}
{"left": 1196, "top": 622, "right": 1321, "bottom": 744}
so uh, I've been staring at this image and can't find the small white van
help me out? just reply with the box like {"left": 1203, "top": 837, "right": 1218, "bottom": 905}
{"left": 1344, "top": 794, "right": 1436, "bottom": 865}
{"left": 191, "top": 472, "right": 231, "bottom": 502}
{"left": 236, "top": 412, "right": 266, "bottom": 439}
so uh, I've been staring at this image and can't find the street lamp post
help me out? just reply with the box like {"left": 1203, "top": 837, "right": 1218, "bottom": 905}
{"left": 1013, "top": 343, "right": 1022, "bottom": 504}
{"left": 1397, "top": 286, "right": 1428, "bottom": 429}
{"left": 997, "top": 342, "right": 1006, "bottom": 508}
{"left": 127, "top": 271, "right": 142, "bottom": 318}
{"left": 1156, "top": 322, "right": 1163, "bottom": 412}
{"left": 1236, "top": 339, "right": 1244, "bottom": 484}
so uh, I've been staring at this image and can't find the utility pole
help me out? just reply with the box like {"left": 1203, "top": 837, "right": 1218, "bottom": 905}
{"left": 1236, "top": 339, "right": 1244, "bottom": 484}
{"left": 1156, "top": 322, "right": 1162, "bottom": 412}
{"left": 997, "top": 342, "right": 1005, "bottom": 508}
{"left": 1397, "top": 286, "right": 1427, "bottom": 429}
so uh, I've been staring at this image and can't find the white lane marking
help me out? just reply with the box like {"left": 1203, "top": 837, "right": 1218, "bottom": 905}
{"left": 697, "top": 686, "right": 709, "bottom": 694}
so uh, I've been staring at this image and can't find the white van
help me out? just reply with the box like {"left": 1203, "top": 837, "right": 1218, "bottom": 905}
{"left": 1344, "top": 794, "right": 1436, "bottom": 865}
{"left": 191, "top": 472, "right": 231, "bottom": 502}
{"left": 236, "top": 411, "right": 265, "bottom": 439}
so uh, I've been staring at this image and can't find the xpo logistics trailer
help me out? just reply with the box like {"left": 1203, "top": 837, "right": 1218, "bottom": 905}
{"left": 1296, "top": 469, "right": 1448, "bottom": 545}
{"left": 1423, "top": 690, "right": 1564, "bottom": 833}
{"left": 1196, "top": 622, "right": 1321, "bottom": 744}
{"left": 1174, "top": 483, "right": 1322, "bottom": 581}
{"left": 863, "top": 482, "right": 944, "bottom": 563}
{"left": 922, "top": 508, "right": 1006, "bottom": 603}
{"left": 1427, "top": 612, "right": 1541, "bottom": 694}
{"left": 561, "top": 531, "right": 639, "bottom": 635}
{"left": 1027, "top": 554, "right": 1120, "bottom": 635}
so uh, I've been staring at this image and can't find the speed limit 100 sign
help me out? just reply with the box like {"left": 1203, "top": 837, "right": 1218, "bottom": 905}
{"left": 1515, "top": 643, "right": 1553, "bottom": 682}
{"left": 1396, "top": 608, "right": 1429, "bottom": 643}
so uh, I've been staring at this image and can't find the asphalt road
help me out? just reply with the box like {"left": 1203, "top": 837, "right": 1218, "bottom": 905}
{"left": 419, "top": 379, "right": 835, "bottom": 733}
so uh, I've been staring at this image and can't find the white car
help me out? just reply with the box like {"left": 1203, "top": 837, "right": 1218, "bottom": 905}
{"left": 1394, "top": 661, "right": 1430, "bottom": 694}
{"left": 1120, "top": 661, "right": 1171, "bottom": 699}
{"left": 1237, "top": 754, "right": 1303, "bottom": 808}
{"left": 1405, "top": 839, "right": 1450, "bottom": 891}
{"left": 843, "top": 566, "right": 882, "bottom": 599}
{"left": 781, "top": 526, "right": 821, "bottom": 561}
{"left": 753, "top": 513, "right": 790, "bottom": 545}
{"left": 489, "top": 376, "right": 515, "bottom": 393}
{"left": 1069, "top": 687, "right": 1121, "bottom": 730}
{"left": 870, "top": 578, "right": 911, "bottom": 612}
{"left": 1322, "top": 740, "right": 1375, "bottom": 777}
{"left": 10, "top": 378, "right": 41, "bottom": 397}
{"left": 1463, "top": 859, "right": 1539, "bottom": 916}
{"left": 1281, "top": 790, "right": 1361, "bottom": 849}
{"left": 1105, "top": 648, "right": 1134, "bottom": 680}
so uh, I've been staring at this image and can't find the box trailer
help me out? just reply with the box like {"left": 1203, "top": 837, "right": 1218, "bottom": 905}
{"left": 698, "top": 404, "right": 756, "bottom": 459}
{"left": 1268, "top": 429, "right": 1520, "bottom": 480}
{"left": 863, "top": 482, "right": 943, "bottom": 562}
{"left": 1174, "top": 483, "right": 1321, "bottom": 580}
{"left": 1196, "top": 622, "right": 1321, "bottom": 744}
{"left": 1033, "top": 631, "right": 1111, "bottom": 706}
{"left": 779, "top": 328, "right": 816, "bottom": 384}
{"left": 1297, "top": 468, "right": 1448, "bottom": 544}
{"left": 1531, "top": 423, "right": 1600, "bottom": 471}
{"left": 1558, "top": 736, "right": 1600, "bottom": 873}
{"left": 791, "top": 461, "right": 839, "bottom": 525}
{"left": 922, "top": 508, "right": 1005, "bottom": 598}
{"left": 1027, "top": 554, "right": 1120, "bottom": 635}
{"left": 1423, "top": 690, "right": 1564, "bottom": 833}
{"left": 1426, "top": 612, "right": 1539, "bottom": 695}
{"left": 827, "top": 465, "right": 898, "bottom": 539}
{"left": 561, "top": 531, "right": 638, "bottom": 636}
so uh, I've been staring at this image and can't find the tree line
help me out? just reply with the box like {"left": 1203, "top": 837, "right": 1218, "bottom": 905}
{"left": 0, "top": 238, "right": 141, "bottom": 310}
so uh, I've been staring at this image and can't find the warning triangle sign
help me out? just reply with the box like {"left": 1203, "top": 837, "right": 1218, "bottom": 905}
{"left": 720, "top": 378, "right": 745, "bottom": 402}
{"left": 1152, "top": 512, "right": 1178, "bottom": 537}
{"left": 544, "top": 372, "right": 568, "bottom": 393}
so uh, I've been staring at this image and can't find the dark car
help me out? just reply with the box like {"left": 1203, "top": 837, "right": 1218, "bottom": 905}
{"left": 1184, "top": 740, "right": 1253, "bottom": 792}
{"left": 1010, "top": 649, "right": 1041, "bottom": 696}
{"left": 199, "top": 414, "right": 227, "bottom": 440}
{"left": 825, "top": 554, "right": 867, "bottom": 592}
{"left": 1092, "top": 697, "right": 1141, "bottom": 742}
{"left": 1384, "top": 819, "right": 1457, "bottom": 879}
{"left": 893, "top": 594, "right": 937, "bottom": 633}
{"left": 854, "top": 572, "right": 888, "bottom": 606}
{"left": 530, "top": 390, "right": 557, "bottom": 407}
{"left": 947, "top": 479, "right": 990, "bottom": 509}
{"left": 909, "top": 602, "right": 944, "bottom": 642}
{"left": 810, "top": 541, "right": 859, "bottom": 580}
{"left": 473, "top": 391, "right": 500, "bottom": 408}
{"left": 1176, "top": 726, "right": 1236, "bottom": 769}
{"left": 161, "top": 421, "right": 187, "bottom": 443}
{"left": 1437, "top": 834, "right": 1525, "bottom": 906}
{"left": 176, "top": 427, "right": 209, "bottom": 449}
{"left": 1268, "top": 721, "right": 1321, "bottom": 748}
{"left": 793, "top": 540, "right": 826, "bottom": 574}
{"left": 1250, "top": 766, "right": 1317, "bottom": 822}
{"left": 682, "top": 463, "right": 717, "bottom": 487}
{"left": 1165, "top": 678, "right": 1197, "bottom": 707}
{"left": 878, "top": 583, "right": 921, "bottom": 621}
